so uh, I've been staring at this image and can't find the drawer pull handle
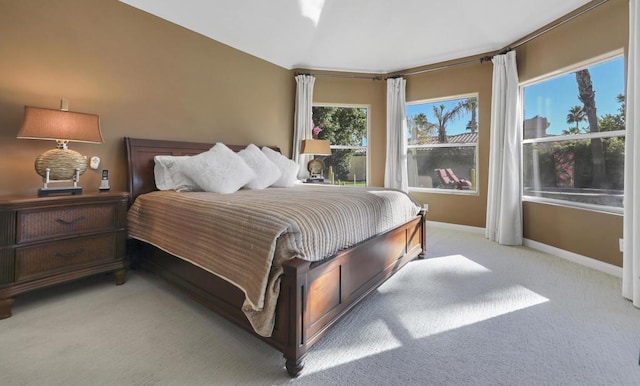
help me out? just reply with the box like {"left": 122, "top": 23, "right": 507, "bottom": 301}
{"left": 55, "top": 215, "right": 86, "bottom": 225}
{"left": 55, "top": 248, "right": 85, "bottom": 259}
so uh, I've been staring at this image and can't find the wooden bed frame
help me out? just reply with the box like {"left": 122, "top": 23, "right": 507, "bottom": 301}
{"left": 124, "top": 137, "right": 425, "bottom": 376}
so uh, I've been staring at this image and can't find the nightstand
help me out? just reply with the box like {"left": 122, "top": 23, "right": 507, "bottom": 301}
{"left": 0, "top": 192, "right": 129, "bottom": 319}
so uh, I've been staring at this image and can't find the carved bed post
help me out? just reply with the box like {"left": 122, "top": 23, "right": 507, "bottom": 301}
{"left": 281, "top": 258, "right": 311, "bottom": 377}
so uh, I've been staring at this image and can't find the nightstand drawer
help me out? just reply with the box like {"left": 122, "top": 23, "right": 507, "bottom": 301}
{"left": 16, "top": 204, "right": 119, "bottom": 244}
{"left": 0, "top": 192, "right": 129, "bottom": 319}
{"left": 15, "top": 233, "right": 121, "bottom": 281}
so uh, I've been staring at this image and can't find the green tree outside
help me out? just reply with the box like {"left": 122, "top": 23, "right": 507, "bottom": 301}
{"left": 312, "top": 106, "right": 367, "bottom": 182}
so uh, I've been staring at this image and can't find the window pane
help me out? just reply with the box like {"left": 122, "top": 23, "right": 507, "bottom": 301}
{"left": 408, "top": 147, "right": 476, "bottom": 190}
{"left": 522, "top": 55, "right": 625, "bottom": 210}
{"left": 523, "top": 137, "right": 624, "bottom": 207}
{"left": 312, "top": 106, "right": 367, "bottom": 147}
{"left": 406, "top": 95, "right": 478, "bottom": 191}
{"left": 407, "top": 96, "right": 478, "bottom": 145}
{"left": 523, "top": 56, "right": 625, "bottom": 139}
{"left": 319, "top": 149, "right": 366, "bottom": 186}
{"left": 312, "top": 106, "right": 368, "bottom": 185}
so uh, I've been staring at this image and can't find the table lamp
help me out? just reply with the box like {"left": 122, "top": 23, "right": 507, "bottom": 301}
{"left": 17, "top": 104, "right": 103, "bottom": 196}
{"left": 300, "top": 139, "right": 331, "bottom": 182}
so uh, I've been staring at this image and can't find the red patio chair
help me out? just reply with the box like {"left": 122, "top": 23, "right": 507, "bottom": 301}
{"left": 436, "top": 169, "right": 456, "bottom": 188}
{"left": 445, "top": 168, "right": 472, "bottom": 190}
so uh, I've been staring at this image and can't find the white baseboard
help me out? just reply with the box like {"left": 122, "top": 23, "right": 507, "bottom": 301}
{"left": 426, "top": 220, "right": 485, "bottom": 235}
{"left": 426, "top": 220, "right": 622, "bottom": 278}
{"left": 523, "top": 238, "right": 622, "bottom": 278}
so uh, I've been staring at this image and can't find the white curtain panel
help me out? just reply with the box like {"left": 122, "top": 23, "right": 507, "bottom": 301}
{"left": 623, "top": 0, "right": 639, "bottom": 307}
{"left": 293, "top": 74, "right": 315, "bottom": 179}
{"left": 384, "top": 77, "right": 409, "bottom": 192}
{"left": 485, "top": 51, "right": 523, "bottom": 245}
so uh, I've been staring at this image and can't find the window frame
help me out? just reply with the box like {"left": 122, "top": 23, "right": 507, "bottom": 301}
{"left": 520, "top": 51, "right": 625, "bottom": 214}
{"left": 312, "top": 103, "right": 370, "bottom": 186}
{"left": 406, "top": 93, "right": 480, "bottom": 196}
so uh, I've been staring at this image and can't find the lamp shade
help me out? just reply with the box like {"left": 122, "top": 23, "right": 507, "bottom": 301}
{"left": 301, "top": 139, "right": 331, "bottom": 155}
{"left": 17, "top": 106, "right": 103, "bottom": 143}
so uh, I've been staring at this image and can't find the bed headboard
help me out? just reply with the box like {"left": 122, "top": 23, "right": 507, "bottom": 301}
{"left": 124, "top": 137, "right": 281, "bottom": 205}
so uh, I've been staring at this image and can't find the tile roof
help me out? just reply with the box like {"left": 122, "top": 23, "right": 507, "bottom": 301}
{"left": 409, "top": 132, "right": 478, "bottom": 145}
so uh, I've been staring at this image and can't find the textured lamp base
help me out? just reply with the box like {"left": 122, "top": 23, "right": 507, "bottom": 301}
{"left": 34, "top": 146, "right": 87, "bottom": 197}
{"left": 38, "top": 186, "right": 83, "bottom": 197}
{"left": 35, "top": 147, "right": 87, "bottom": 180}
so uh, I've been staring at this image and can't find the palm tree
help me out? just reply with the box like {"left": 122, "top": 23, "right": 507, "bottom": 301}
{"left": 565, "top": 105, "right": 586, "bottom": 133}
{"left": 616, "top": 93, "right": 626, "bottom": 117}
{"left": 413, "top": 113, "right": 429, "bottom": 131}
{"left": 460, "top": 97, "right": 478, "bottom": 133}
{"left": 576, "top": 69, "right": 606, "bottom": 187}
{"left": 433, "top": 104, "right": 464, "bottom": 143}
{"left": 408, "top": 113, "right": 432, "bottom": 144}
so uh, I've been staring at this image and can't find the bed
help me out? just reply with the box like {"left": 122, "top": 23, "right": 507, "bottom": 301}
{"left": 124, "top": 137, "right": 425, "bottom": 376}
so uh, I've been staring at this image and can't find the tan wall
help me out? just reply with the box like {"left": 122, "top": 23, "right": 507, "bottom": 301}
{"left": 517, "top": 0, "right": 627, "bottom": 266}
{"left": 517, "top": 0, "right": 628, "bottom": 82}
{"left": 310, "top": 63, "right": 492, "bottom": 228}
{"left": 405, "top": 62, "right": 493, "bottom": 228}
{"left": 0, "top": 0, "right": 627, "bottom": 267}
{"left": 523, "top": 202, "right": 623, "bottom": 266}
{"left": 0, "top": 0, "right": 295, "bottom": 196}
{"left": 311, "top": 76, "right": 386, "bottom": 186}
{"left": 305, "top": 0, "right": 628, "bottom": 267}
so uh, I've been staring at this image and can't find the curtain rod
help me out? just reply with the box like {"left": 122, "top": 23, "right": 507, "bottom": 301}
{"left": 297, "top": 0, "right": 609, "bottom": 81}
{"left": 295, "top": 72, "right": 384, "bottom": 81}
{"left": 393, "top": 0, "right": 608, "bottom": 78}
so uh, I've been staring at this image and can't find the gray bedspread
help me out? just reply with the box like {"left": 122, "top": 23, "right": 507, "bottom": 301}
{"left": 127, "top": 184, "right": 420, "bottom": 336}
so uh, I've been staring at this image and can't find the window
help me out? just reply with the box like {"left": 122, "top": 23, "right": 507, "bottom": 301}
{"left": 312, "top": 105, "right": 368, "bottom": 186}
{"left": 522, "top": 55, "right": 625, "bottom": 212}
{"left": 406, "top": 94, "right": 479, "bottom": 193}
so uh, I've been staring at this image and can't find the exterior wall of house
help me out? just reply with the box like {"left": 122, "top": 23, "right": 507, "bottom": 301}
{"left": 0, "top": 0, "right": 295, "bottom": 195}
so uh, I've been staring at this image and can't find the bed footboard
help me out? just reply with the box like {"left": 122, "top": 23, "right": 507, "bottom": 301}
{"left": 130, "top": 213, "right": 423, "bottom": 377}
{"left": 279, "top": 214, "right": 424, "bottom": 376}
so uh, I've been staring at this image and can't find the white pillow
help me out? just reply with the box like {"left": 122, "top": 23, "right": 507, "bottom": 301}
{"left": 261, "top": 146, "right": 299, "bottom": 188}
{"left": 238, "top": 144, "right": 281, "bottom": 190}
{"left": 154, "top": 155, "right": 199, "bottom": 191}
{"left": 180, "top": 143, "right": 256, "bottom": 194}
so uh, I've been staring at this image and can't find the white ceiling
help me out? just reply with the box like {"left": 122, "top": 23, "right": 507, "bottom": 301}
{"left": 120, "top": 0, "right": 592, "bottom": 74}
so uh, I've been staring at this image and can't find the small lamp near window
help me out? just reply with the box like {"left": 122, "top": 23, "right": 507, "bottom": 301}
{"left": 17, "top": 103, "right": 103, "bottom": 197}
{"left": 301, "top": 139, "right": 331, "bottom": 182}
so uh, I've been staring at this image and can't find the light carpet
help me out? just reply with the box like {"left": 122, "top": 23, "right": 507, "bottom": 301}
{"left": 0, "top": 226, "right": 638, "bottom": 385}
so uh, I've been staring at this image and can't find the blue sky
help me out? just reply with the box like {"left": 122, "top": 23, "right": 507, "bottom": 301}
{"left": 523, "top": 55, "right": 624, "bottom": 135}
{"left": 406, "top": 98, "right": 473, "bottom": 136}
{"left": 406, "top": 55, "right": 625, "bottom": 136}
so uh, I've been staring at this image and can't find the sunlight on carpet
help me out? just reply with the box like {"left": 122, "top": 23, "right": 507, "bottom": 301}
{"left": 303, "top": 319, "right": 403, "bottom": 375}
{"left": 392, "top": 255, "right": 550, "bottom": 340}
{"left": 301, "top": 254, "right": 549, "bottom": 376}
